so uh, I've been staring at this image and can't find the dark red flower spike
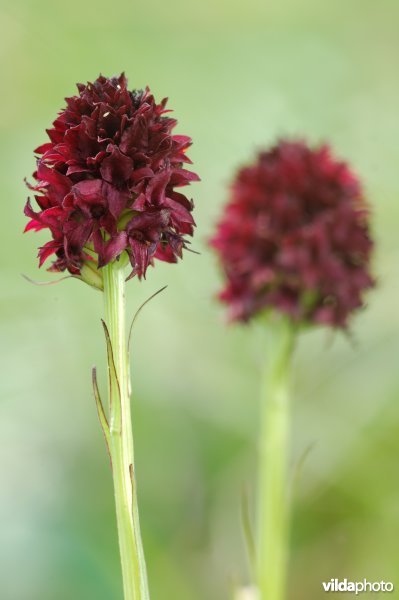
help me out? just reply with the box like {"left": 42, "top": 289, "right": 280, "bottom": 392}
{"left": 25, "top": 73, "right": 199, "bottom": 282}
{"left": 210, "top": 140, "right": 374, "bottom": 328}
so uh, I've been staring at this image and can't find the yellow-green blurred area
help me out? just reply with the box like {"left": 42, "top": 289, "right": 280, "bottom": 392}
{"left": 1, "top": 0, "right": 398, "bottom": 598}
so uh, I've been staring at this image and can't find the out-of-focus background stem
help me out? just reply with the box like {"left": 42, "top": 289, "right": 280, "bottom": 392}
{"left": 258, "top": 318, "right": 294, "bottom": 600}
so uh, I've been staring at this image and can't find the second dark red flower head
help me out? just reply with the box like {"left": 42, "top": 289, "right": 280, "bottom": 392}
{"left": 210, "top": 140, "right": 374, "bottom": 328}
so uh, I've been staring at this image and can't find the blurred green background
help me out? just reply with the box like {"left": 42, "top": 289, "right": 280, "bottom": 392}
{"left": 1, "top": 0, "right": 399, "bottom": 598}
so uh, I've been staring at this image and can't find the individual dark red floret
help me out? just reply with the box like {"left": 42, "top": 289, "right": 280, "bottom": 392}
{"left": 210, "top": 140, "right": 374, "bottom": 328}
{"left": 24, "top": 73, "right": 199, "bottom": 280}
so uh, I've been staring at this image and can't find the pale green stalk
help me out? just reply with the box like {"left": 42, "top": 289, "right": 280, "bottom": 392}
{"left": 103, "top": 259, "right": 150, "bottom": 600}
{"left": 258, "top": 317, "right": 294, "bottom": 600}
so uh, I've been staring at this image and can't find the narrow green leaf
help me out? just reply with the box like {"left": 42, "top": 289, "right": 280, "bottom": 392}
{"left": 92, "top": 366, "right": 111, "bottom": 459}
{"left": 127, "top": 286, "right": 168, "bottom": 352}
{"left": 241, "top": 486, "right": 256, "bottom": 579}
{"left": 292, "top": 441, "right": 315, "bottom": 488}
{"left": 22, "top": 273, "right": 72, "bottom": 286}
{"left": 101, "top": 319, "right": 122, "bottom": 434}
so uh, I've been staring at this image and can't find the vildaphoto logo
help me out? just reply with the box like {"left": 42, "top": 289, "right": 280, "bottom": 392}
{"left": 322, "top": 579, "right": 394, "bottom": 594}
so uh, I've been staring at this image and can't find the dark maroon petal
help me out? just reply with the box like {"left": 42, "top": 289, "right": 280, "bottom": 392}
{"left": 92, "top": 229, "right": 106, "bottom": 257}
{"left": 126, "top": 209, "right": 170, "bottom": 233}
{"left": 72, "top": 180, "right": 105, "bottom": 217}
{"left": 38, "top": 240, "right": 60, "bottom": 266}
{"left": 24, "top": 219, "right": 44, "bottom": 233}
{"left": 129, "top": 239, "right": 150, "bottom": 278}
{"left": 66, "top": 164, "right": 90, "bottom": 176}
{"left": 24, "top": 198, "right": 38, "bottom": 220}
{"left": 130, "top": 167, "right": 154, "bottom": 182}
{"left": 145, "top": 170, "right": 170, "bottom": 204}
{"left": 164, "top": 196, "right": 195, "bottom": 225}
{"left": 63, "top": 220, "right": 93, "bottom": 258}
{"left": 131, "top": 193, "right": 147, "bottom": 211}
{"left": 72, "top": 179, "right": 103, "bottom": 198}
{"left": 103, "top": 182, "right": 130, "bottom": 220}
{"left": 172, "top": 135, "right": 192, "bottom": 148}
{"left": 71, "top": 179, "right": 128, "bottom": 221}
{"left": 169, "top": 168, "right": 200, "bottom": 186}
{"left": 98, "top": 232, "right": 127, "bottom": 267}
{"left": 34, "top": 142, "right": 53, "bottom": 154}
{"left": 120, "top": 115, "right": 148, "bottom": 155}
{"left": 154, "top": 244, "right": 178, "bottom": 263}
{"left": 87, "top": 150, "right": 107, "bottom": 166}
{"left": 36, "top": 163, "right": 71, "bottom": 200}
{"left": 100, "top": 145, "right": 134, "bottom": 184}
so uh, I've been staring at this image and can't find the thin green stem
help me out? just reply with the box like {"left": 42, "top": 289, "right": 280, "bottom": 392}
{"left": 258, "top": 317, "right": 295, "bottom": 600}
{"left": 103, "top": 259, "right": 150, "bottom": 600}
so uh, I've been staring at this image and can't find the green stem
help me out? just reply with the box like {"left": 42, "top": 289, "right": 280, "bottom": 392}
{"left": 103, "top": 260, "right": 150, "bottom": 600}
{"left": 258, "top": 317, "right": 295, "bottom": 600}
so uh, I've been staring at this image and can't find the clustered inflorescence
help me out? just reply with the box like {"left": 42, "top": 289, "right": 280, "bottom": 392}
{"left": 25, "top": 73, "right": 199, "bottom": 281}
{"left": 210, "top": 140, "right": 374, "bottom": 327}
